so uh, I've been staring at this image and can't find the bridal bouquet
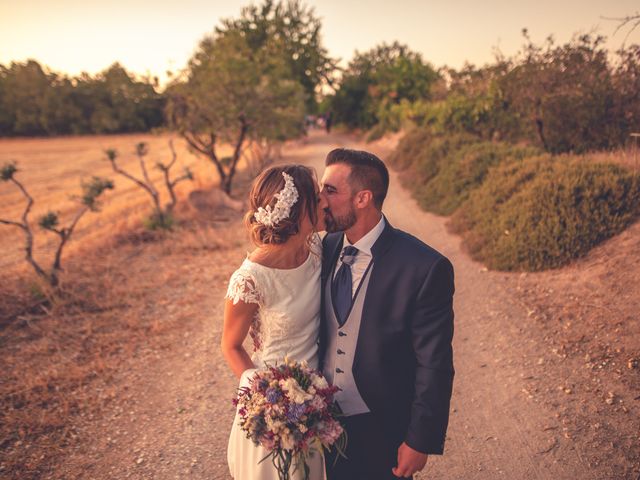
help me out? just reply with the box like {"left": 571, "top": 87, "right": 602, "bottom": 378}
{"left": 233, "top": 358, "right": 346, "bottom": 480}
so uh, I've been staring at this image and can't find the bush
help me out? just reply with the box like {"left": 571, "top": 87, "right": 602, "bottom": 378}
{"left": 143, "top": 211, "right": 174, "bottom": 231}
{"left": 387, "top": 127, "right": 433, "bottom": 170}
{"left": 389, "top": 130, "right": 478, "bottom": 193}
{"left": 389, "top": 128, "right": 488, "bottom": 205}
{"left": 452, "top": 155, "right": 640, "bottom": 271}
{"left": 365, "top": 99, "right": 422, "bottom": 142}
{"left": 450, "top": 154, "right": 551, "bottom": 234}
{"left": 416, "top": 141, "right": 541, "bottom": 215}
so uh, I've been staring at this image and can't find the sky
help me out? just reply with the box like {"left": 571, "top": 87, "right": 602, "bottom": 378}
{"left": 1, "top": 0, "right": 639, "bottom": 87}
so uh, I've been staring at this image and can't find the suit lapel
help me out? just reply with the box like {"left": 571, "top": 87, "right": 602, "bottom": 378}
{"left": 370, "top": 217, "right": 395, "bottom": 260}
{"left": 353, "top": 219, "right": 397, "bottom": 371}
{"left": 321, "top": 233, "right": 343, "bottom": 281}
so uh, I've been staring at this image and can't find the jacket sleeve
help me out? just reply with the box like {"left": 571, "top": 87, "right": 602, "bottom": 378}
{"left": 404, "top": 256, "right": 455, "bottom": 454}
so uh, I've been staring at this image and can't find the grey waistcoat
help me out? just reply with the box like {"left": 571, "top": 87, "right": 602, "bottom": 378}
{"left": 322, "top": 263, "right": 373, "bottom": 416}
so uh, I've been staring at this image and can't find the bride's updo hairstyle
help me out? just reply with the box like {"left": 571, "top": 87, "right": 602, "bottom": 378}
{"left": 245, "top": 164, "right": 319, "bottom": 246}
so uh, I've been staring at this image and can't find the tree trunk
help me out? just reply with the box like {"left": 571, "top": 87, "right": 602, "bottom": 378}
{"left": 223, "top": 117, "right": 249, "bottom": 194}
{"left": 221, "top": 176, "right": 232, "bottom": 194}
{"left": 535, "top": 117, "right": 548, "bottom": 151}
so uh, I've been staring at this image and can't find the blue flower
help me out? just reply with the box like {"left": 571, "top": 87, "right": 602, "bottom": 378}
{"left": 286, "top": 403, "right": 306, "bottom": 423}
{"left": 266, "top": 387, "right": 282, "bottom": 404}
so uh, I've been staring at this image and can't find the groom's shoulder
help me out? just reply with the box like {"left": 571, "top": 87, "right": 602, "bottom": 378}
{"left": 390, "top": 227, "right": 449, "bottom": 265}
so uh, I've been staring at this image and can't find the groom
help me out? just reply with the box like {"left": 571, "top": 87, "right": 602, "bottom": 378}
{"left": 319, "top": 148, "right": 455, "bottom": 479}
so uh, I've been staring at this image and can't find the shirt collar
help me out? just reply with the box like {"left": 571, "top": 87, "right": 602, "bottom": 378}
{"left": 343, "top": 215, "right": 386, "bottom": 256}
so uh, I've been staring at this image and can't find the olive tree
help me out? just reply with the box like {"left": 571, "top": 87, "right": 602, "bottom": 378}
{"left": 0, "top": 162, "right": 113, "bottom": 287}
{"left": 166, "top": 27, "right": 306, "bottom": 194}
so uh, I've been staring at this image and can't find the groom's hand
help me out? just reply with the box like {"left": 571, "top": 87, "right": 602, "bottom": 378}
{"left": 392, "top": 442, "right": 428, "bottom": 478}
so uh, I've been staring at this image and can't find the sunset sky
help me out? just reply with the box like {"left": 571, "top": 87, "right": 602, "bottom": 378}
{"left": 1, "top": 0, "right": 639, "bottom": 87}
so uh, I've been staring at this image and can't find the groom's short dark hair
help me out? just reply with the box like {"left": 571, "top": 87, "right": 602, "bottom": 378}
{"left": 325, "top": 148, "right": 389, "bottom": 209}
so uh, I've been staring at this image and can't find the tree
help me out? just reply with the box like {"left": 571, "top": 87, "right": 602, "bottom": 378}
{"left": 0, "top": 60, "right": 164, "bottom": 136}
{"left": 87, "top": 63, "right": 164, "bottom": 134}
{"left": 166, "top": 27, "right": 306, "bottom": 194}
{"left": 612, "top": 44, "right": 640, "bottom": 139}
{"left": 0, "top": 61, "right": 49, "bottom": 135}
{"left": 497, "top": 31, "right": 618, "bottom": 152}
{"left": 329, "top": 42, "right": 440, "bottom": 129}
{"left": 105, "top": 141, "right": 193, "bottom": 229}
{"left": 217, "top": 0, "right": 337, "bottom": 111}
{"left": 0, "top": 163, "right": 113, "bottom": 287}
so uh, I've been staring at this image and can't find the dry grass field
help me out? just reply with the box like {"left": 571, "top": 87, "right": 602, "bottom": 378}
{"left": 0, "top": 133, "right": 237, "bottom": 273}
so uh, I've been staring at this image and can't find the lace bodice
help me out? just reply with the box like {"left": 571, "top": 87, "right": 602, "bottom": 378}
{"left": 225, "top": 235, "right": 322, "bottom": 369}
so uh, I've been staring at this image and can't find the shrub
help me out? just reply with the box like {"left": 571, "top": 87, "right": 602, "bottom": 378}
{"left": 388, "top": 129, "right": 478, "bottom": 194}
{"left": 144, "top": 211, "right": 175, "bottom": 231}
{"left": 387, "top": 127, "right": 433, "bottom": 170}
{"left": 452, "top": 155, "right": 640, "bottom": 271}
{"left": 417, "top": 142, "right": 541, "bottom": 215}
{"left": 450, "top": 154, "right": 552, "bottom": 234}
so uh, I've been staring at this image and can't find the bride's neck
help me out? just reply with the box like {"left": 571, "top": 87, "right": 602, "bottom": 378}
{"left": 250, "top": 234, "right": 310, "bottom": 268}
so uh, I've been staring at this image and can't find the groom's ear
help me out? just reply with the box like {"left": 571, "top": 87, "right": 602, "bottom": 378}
{"left": 354, "top": 189, "right": 374, "bottom": 209}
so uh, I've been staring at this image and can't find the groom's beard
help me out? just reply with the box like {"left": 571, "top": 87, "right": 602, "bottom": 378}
{"left": 324, "top": 206, "right": 356, "bottom": 233}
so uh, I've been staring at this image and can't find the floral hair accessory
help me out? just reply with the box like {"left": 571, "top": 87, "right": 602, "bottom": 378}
{"left": 254, "top": 172, "right": 299, "bottom": 227}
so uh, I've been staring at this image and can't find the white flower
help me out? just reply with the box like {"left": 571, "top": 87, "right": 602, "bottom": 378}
{"left": 253, "top": 172, "right": 299, "bottom": 227}
{"left": 280, "top": 377, "right": 313, "bottom": 404}
{"left": 266, "top": 415, "right": 285, "bottom": 434}
{"left": 311, "top": 374, "right": 328, "bottom": 390}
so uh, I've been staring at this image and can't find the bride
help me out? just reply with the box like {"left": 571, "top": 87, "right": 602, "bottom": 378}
{"left": 222, "top": 164, "right": 327, "bottom": 480}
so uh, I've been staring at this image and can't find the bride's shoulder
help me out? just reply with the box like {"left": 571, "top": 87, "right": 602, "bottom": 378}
{"left": 310, "top": 232, "right": 323, "bottom": 257}
{"left": 226, "top": 257, "right": 266, "bottom": 306}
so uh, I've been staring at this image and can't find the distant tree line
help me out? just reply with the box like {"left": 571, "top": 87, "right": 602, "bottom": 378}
{"left": 325, "top": 31, "right": 640, "bottom": 153}
{"left": 1, "top": 1, "right": 638, "bottom": 158}
{"left": 0, "top": 61, "right": 164, "bottom": 136}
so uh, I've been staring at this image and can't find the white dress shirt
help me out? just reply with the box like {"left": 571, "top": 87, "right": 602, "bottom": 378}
{"left": 333, "top": 215, "right": 386, "bottom": 297}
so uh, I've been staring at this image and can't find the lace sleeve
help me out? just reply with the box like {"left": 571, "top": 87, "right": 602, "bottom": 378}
{"left": 225, "top": 269, "right": 263, "bottom": 305}
{"left": 310, "top": 232, "right": 323, "bottom": 258}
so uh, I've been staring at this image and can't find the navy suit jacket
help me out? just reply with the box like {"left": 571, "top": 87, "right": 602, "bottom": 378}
{"left": 320, "top": 219, "right": 455, "bottom": 454}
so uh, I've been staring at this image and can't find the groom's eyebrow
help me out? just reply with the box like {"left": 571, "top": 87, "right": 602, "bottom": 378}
{"left": 323, "top": 182, "right": 338, "bottom": 193}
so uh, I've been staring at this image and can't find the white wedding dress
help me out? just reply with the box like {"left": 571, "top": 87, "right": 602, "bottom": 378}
{"left": 225, "top": 236, "right": 325, "bottom": 480}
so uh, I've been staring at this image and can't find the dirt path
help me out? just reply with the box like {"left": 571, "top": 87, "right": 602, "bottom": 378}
{"left": 56, "top": 131, "right": 602, "bottom": 479}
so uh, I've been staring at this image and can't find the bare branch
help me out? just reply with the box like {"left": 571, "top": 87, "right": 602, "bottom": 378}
{"left": 602, "top": 12, "right": 640, "bottom": 44}
{"left": 0, "top": 168, "right": 49, "bottom": 282}
{"left": 0, "top": 218, "right": 26, "bottom": 229}
{"left": 183, "top": 131, "right": 213, "bottom": 158}
{"left": 166, "top": 139, "right": 178, "bottom": 170}
{"left": 157, "top": 140, "right": 194, "bottom": 212}
{"left": 52, "top": 206, "right": 89, "bottom": 273}
{"left": 135, "top": 143, "right": 157, "bottom": 197}
{"left": 107, "top": 152, "right": 153, "bottom": 194}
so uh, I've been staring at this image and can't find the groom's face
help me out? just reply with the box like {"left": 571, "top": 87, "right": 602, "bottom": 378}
{"left": 320, "top": 163, "right": 357, "bottom": 233}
